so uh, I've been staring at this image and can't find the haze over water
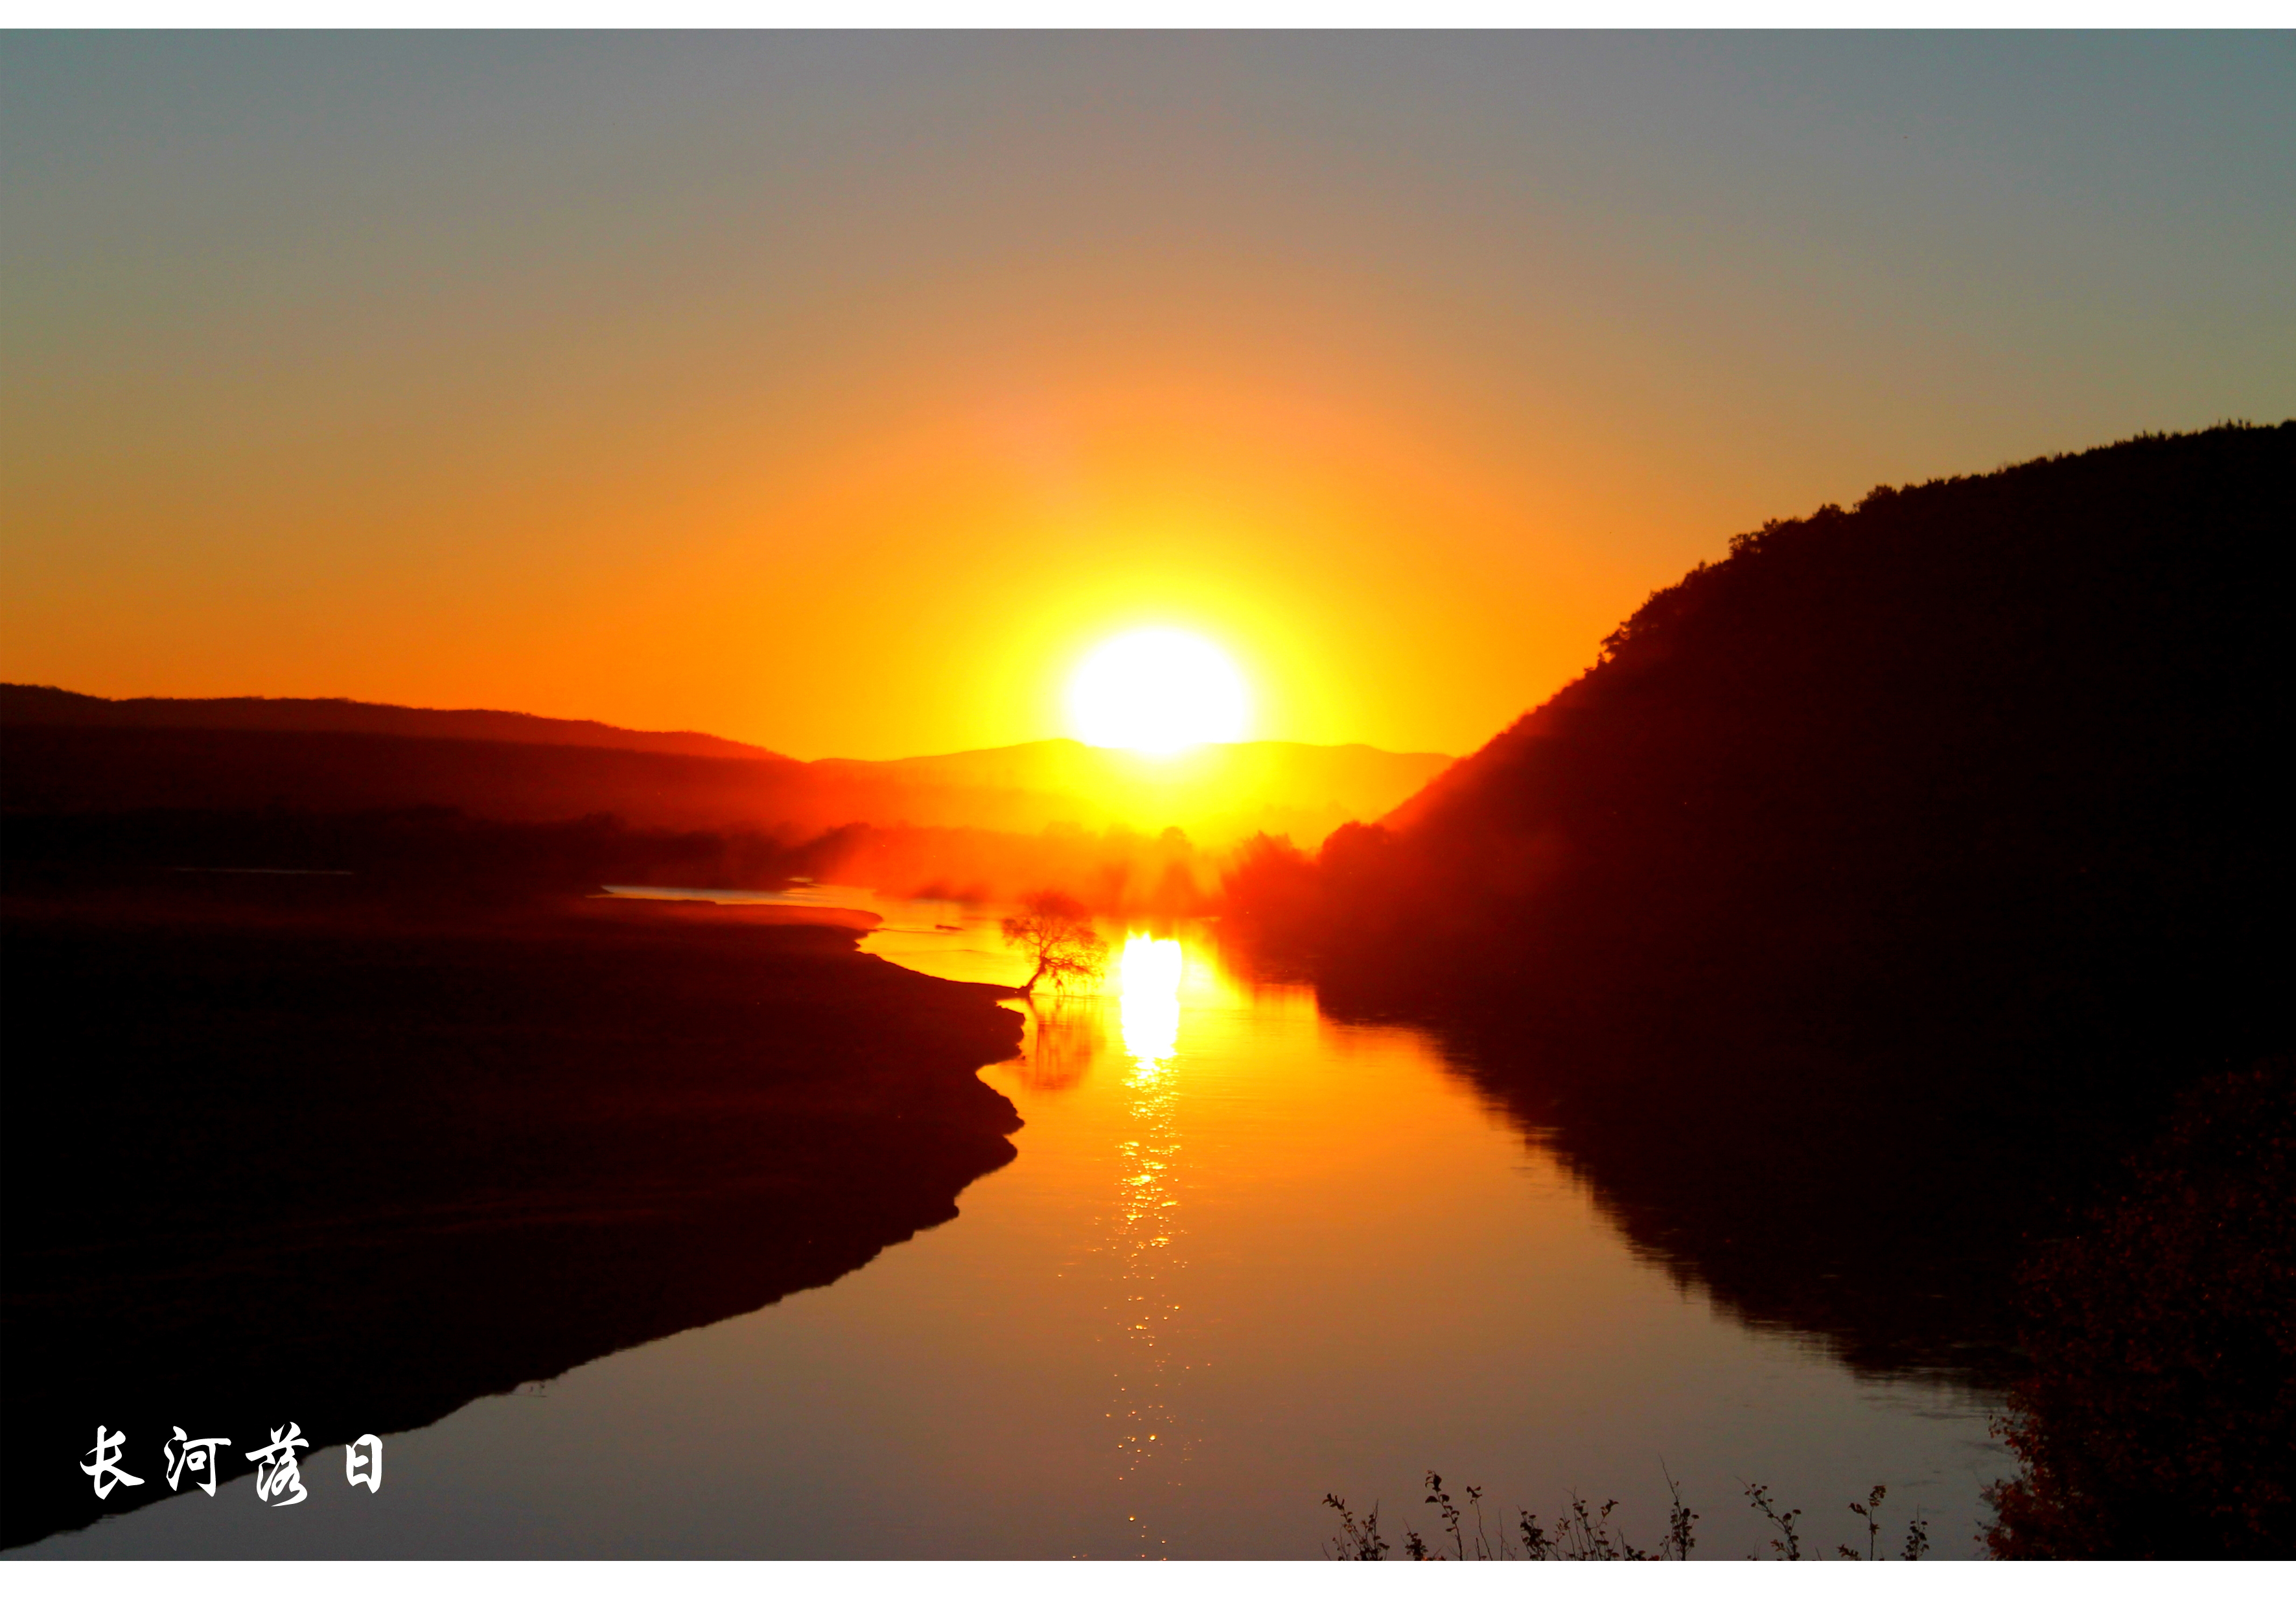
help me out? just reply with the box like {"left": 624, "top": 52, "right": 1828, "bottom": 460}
{"left": 22, "top": 887, "right": 2009, "bottom": 1560}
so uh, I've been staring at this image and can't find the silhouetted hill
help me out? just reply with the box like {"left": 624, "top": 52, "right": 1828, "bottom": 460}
{"left": 2, "top": 693, "right": 1446, "bottom": 848}
{"left": 1226, "top": 421, "right": 2292, "bottom": 1385}
{"left": 1277, "top": 421, "right": 2288, "bottom": 1080}
{"left": 0, "top": 685, "right": 790, "bottom": 761}
{"left": 0, "top": 724, "right": 817, "bottom": 833}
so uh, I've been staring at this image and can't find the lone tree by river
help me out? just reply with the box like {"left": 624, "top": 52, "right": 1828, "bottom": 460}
{"left": 1001, "top": 890, "right": 1107, "bottom": 993}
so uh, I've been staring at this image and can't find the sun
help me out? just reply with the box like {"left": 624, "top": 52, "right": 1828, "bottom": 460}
{"left": 1065, "top": 628, "right": 1251, "bottom": 755}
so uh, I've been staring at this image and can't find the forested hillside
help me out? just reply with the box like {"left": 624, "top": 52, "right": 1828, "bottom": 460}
{"left": 1225, "top": 426, "right": 2293, "bottom": 1503}
{"left": 1238, "top": 422, "right": 2288, "bottom": 1122}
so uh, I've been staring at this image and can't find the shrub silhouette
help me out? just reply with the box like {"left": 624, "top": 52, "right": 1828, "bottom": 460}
{"left": 1984, "top": 1061, "right": 2296, "bottom": 1558}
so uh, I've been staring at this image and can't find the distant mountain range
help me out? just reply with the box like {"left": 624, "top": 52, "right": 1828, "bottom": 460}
{"left": 0, "top": 685, "right": 790, "bottom": 762}
{"left": 0, "top": 684, "right": 1448, "bottom": 846}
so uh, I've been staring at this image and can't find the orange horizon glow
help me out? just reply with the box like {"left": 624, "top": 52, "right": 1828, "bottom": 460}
{"left": 8, "top": 39, "right": 2286, "bottom": 763}
{"left": 1, "top": 356, "right": 1627, "bottom": 761}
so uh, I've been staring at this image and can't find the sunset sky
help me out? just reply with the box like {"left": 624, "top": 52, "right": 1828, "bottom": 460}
{"left": 5, "top": 33, "right": 2291, "bottom": 759}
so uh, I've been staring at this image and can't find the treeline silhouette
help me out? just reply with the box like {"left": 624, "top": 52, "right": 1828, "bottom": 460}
{"left": 1223, "top": 422, "right": 2292, "bottom": 1551}
{"left": 0, "top": 805, "right": 851, "bottom": 901}
{"left": 0, "top": 723, "right": 813, "bottom": 831}
{"left": 1, "top": 806, "right": 1229, "bottom": 918}
{"left": 824, "top": 820, "right": 1218, "bottom": 916}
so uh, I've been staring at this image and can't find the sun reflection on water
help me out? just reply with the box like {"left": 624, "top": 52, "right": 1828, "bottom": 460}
{"left": 1118, "top": 934, "right": 1183, "bottom": 1069}
{"left": 1109, "top": 932, "right": 1189, "bottom": 1551}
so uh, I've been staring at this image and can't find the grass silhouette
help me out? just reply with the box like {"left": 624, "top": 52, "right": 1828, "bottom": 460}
{"left": 1325, "top": 1469, "right": 1931, "bottom": 1561}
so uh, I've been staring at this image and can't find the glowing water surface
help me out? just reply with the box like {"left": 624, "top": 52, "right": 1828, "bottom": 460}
{"left": 25, "top": 887, "right": 2009, "bottom": 1559}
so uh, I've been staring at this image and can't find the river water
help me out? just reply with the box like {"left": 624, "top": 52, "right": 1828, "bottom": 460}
{"left": 19, "top": 885, "right": 2010, "bottom": 1560}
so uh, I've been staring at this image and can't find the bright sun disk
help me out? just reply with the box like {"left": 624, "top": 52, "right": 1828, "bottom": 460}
{"left": 1065, "top": 629, "right": 1251, "bottom": 755}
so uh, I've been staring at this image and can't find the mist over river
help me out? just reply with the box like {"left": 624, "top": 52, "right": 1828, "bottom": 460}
{"left": 20, "top": 886, "right": 2009, "bottom": 1560}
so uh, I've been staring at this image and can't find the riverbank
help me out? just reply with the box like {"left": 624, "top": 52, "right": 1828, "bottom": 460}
{"left": 0, "top": 884, "right": 1025, "bottom": 1550}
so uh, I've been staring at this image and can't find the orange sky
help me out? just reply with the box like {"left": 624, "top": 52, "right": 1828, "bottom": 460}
{"left": 6, "top": 36, "right": 2291, "bottom": 758}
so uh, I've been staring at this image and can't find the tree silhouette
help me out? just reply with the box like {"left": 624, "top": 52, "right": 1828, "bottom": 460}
{"left": 1000, "top": 890, "right": 1107, "bottom": 993}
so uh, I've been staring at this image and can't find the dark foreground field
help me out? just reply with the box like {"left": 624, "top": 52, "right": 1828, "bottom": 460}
{"left": 0, "top": 884, "right": 1025, "bottom": 1551}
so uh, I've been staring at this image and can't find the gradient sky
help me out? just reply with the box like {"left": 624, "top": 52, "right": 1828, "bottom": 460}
{"left": 5, "top": 33, "right": 2291, "bottom": 759}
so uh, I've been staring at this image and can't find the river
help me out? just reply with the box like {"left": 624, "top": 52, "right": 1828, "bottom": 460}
{"left": 17, "top": 884, "right": 2010, "bottom": 1560}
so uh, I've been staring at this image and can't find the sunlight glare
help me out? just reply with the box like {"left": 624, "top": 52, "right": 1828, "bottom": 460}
{"left": 1066, "top": 629, "right": 1251, "bottom": 755}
